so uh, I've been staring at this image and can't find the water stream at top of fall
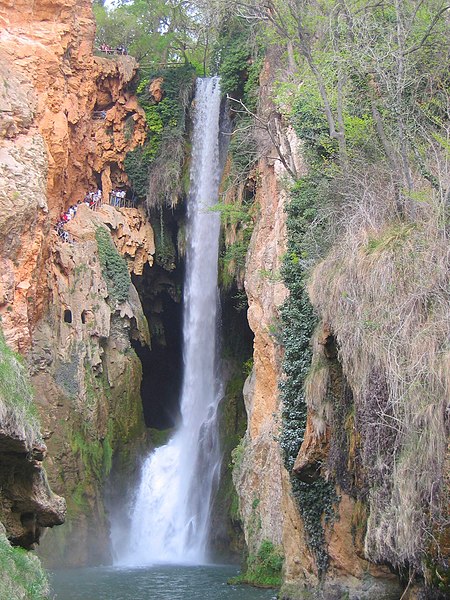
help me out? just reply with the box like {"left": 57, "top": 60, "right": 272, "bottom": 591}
{"left": 115, "top": 77, "right": 224, "bottom": 566}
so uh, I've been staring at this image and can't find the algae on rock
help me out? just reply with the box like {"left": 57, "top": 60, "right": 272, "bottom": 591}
{"left": 0, "top": 532, "right": 50, "bottom": 600}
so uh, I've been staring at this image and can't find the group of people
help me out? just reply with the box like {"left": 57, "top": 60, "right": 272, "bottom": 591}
{"left": 99, "top": 44, "right": 128, "bottom": 56}
{"left": 54, "top": 187, "right": 135, "bottom": 243}
{"left": 54, "top": 190, "right": 103, "bottom": 242}
{"left": 110, "top": 189, "right": 127, "bottom": 207}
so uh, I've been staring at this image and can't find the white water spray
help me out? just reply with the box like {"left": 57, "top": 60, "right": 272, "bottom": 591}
{"left": 116, "top": 77, "right": 223, "bottom": 566}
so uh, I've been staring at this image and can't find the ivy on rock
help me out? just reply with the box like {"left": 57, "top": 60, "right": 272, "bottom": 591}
{"left": 279, "top": 177, "right": 337, "bottom": 577}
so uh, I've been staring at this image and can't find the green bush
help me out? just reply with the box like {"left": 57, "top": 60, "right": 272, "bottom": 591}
{"left": 95, "top": 227, "right": 131, "bottom": 304}
{"left": 211, "top": 20, "right": 264, "bottom": 289}
{"left": 125, "top": 64, "right": 196, "bottom": 206}
{"left": 124, "top": 146, "right": 151, "bottom": 200}
{"left": 229, "top": 539, "right": 284, "bottom": 588}
{"left": 0, "top": 326, "right": 42, "bottom": 447}
{"left": 0, "top": 534, "right": 49, "bottom": 600}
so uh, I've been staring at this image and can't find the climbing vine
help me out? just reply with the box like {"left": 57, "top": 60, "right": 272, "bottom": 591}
{"left": 279, "top": 176, "right": 337, "bottom": 576}
{"left": 95, "top": 226, "right": 131, "bottom": 304}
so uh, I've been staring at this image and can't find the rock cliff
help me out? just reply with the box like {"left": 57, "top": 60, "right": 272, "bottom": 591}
{"left": 234, "top": 54, "right": 406, "bottom": 599}
{"left": 0, "top": 0, "right": 146, "bottom": 352}
{"left": 0, "top": 0, "right": 153, "bottom": 567}
{"left": 0, "top": 321, "right": 66, "bottom": 596}
{"left": 32, "top": 204, "right": 152, "bottom": 565}
{"left": 0, "top": 329, "right": 66, "bottom": 549}
{"left": 234, "top": 147, "right": 316, "bottom": 587}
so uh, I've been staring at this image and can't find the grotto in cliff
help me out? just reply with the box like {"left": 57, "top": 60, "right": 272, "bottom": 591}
{"left": 0, "top": 1, "right": 448, "bottom": 599}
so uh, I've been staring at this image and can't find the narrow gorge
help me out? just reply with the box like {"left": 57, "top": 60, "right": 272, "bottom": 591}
{"left": 0, "top": 1, "right": 448, "bottom": 600}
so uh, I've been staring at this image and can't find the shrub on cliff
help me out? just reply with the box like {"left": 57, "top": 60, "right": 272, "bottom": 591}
{"left": 229, "top": 539, "right": 284, "bottom": 588}
{"left": 0, "top": 325, "right": 42, "bottom": 448}
{"left": 268, "top": 0, "right": 450, "bottom": 585}
{"left": 125, "top": 64, "right": 196, "bottom": 208}
{"left": 95, "top": 227, "right": 131, "bottom": 304}
{"left": 0, "top": 533, "right": 49, "bottom": 600}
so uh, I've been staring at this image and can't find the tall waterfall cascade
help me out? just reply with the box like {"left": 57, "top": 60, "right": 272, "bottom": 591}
{"left": 116, "top": 77, "right": 224, "bottom": 566}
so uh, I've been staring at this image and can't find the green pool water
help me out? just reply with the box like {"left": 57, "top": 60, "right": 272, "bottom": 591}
{"left": 50, "top": 564, "right": 277, "bottom": 600}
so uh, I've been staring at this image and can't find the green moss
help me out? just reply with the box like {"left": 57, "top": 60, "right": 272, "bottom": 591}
{"left": 66, "top": 481, "right": 89, "bottom": 518}
{"left": 102, "top": 430, "right": 113, "bottom": 477}
{"left": 95, "top": 227, "right": 131, "bottom": 304}
{"left": 149, "top": 428, "right": 173, "bottom": 447}
{"left": 69, "top": 366, "right": 126, "bottom": 487}
{"left": 0, "top": 534, "right": 49, "bottom": 600}
{"left": 70, "top": 427, "right": 104, "bottom": 482}
{"left": 231, "top": 438, "right": 245, "bottom": 473}
{"left": 215, "top": 198, "right": 256, "bottom": 290}
{"left": 150, "top": 212, "right": 177, "bottom": 271}
{"left": 211, "top": 354, "right": 249, "bottom": 556}
{"left": 0, "top": 325, "right": 41, "bottom": 445}
{"left": 229, "top": 540, "right": 284, "bottom": 588}
{"left": 424, "top": 556, "right": 450, "bottom": 596}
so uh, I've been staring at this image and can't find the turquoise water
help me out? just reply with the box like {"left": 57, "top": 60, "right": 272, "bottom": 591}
{"left": 50, "top": 564, "right": 277, "bottom": 600}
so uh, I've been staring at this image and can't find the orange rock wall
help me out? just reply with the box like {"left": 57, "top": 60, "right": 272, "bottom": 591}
{"left": 0, "top": 0, "right": 146, "bottom": 350}
{"left": 0, "top": 0, "right": 151, "bottom": 565}
{"left": 234, "top": 53, "right": 315, "bottom": 587}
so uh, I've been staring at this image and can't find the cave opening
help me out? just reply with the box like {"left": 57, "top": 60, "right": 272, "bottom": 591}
{"left": 220, "top": 284, "right": 254, "bottom": 367}
{"left": 132, "top": 258, "right": 184, "bottom": 431}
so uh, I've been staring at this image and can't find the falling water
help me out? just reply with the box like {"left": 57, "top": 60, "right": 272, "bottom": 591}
{"left": 116, "top": 77, "right": 223, "bottom": 566}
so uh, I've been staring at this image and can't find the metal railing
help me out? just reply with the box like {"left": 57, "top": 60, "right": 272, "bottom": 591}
{"left": 55, "top": 192, "right": 137, "bottom": 243}
{"left": 108, "top": 193, "right": 136, "bottom": 209}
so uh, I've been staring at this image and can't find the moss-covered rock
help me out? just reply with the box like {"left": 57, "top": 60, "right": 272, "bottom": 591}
{"left": 0, "top": 326, "right": 42, "bottom": 448}
{"left": 32, "top": 218, "right": 149, "bottom": 567}
{"left": 0, "top": 532, "right": 50, "bottom": 600}
{"left": 229, "top": 539, "right": 284, "bottom": 588}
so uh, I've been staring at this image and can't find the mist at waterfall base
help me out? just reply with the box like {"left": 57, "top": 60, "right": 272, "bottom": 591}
{"left": 113, "top": 77, "right": 225, "bottom": 567}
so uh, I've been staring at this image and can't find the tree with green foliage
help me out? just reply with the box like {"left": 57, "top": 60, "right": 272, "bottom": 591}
{"left": 93, "top": 0, "right": 225, "bottom": 70}
{"left": 234, "top": 0, "right": 450, "bottom": 213}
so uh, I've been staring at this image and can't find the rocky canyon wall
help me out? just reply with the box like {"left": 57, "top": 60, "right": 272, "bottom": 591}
{"left": 233, "top": 51, "right": 316, "bottom": 589}
{"left": 233, "top": 51, "right": 421, "bottom": 599}
{"left": 0, "top": 0, "right": 155, "bottom": 567}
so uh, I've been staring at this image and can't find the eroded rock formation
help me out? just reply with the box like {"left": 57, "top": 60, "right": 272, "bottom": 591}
{"left": 0, "top": 0, "right": 153, "bottom": 567}
{"left": 0, "top": 403, "right": 66, "bottom": 551}
{"left": 31, "top": 207, "right": 151, "bottom": 565}
{"left": 234, "top": 53, "right": 405, "bottom": 599}
{"left": 0, "top": 0, "right": 146, "bottom": 352}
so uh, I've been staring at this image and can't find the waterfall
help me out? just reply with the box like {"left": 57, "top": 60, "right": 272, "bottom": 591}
{"left": 116, "top": 77, "right": 223, "bottom": 566}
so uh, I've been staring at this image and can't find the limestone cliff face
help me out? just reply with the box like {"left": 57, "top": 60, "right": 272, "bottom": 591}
{"left": 0, "top": 335, "right": 66, "bottom": 550}
{"left": 236, "top": 56, "right": 404, "bottom": 599}
{"left": 0, "top": 0, "right": 153, "bottom": 567}
{"left": 235, "top": 150, "right": 315, "bottom": 587}
{"left": 0, "top": 0, "right": 146, "bottom": 352}
{"left": 89, "top": 204, "right": 155, "bottom": 276}
{"left": 231, "top": 50, "right": 305, "bottom": 584}
{"left": 231, "top": 50, "right": 312, "bottom": 584}
{"left": 31, "top": 206, "right": 152, "bottom": 566}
